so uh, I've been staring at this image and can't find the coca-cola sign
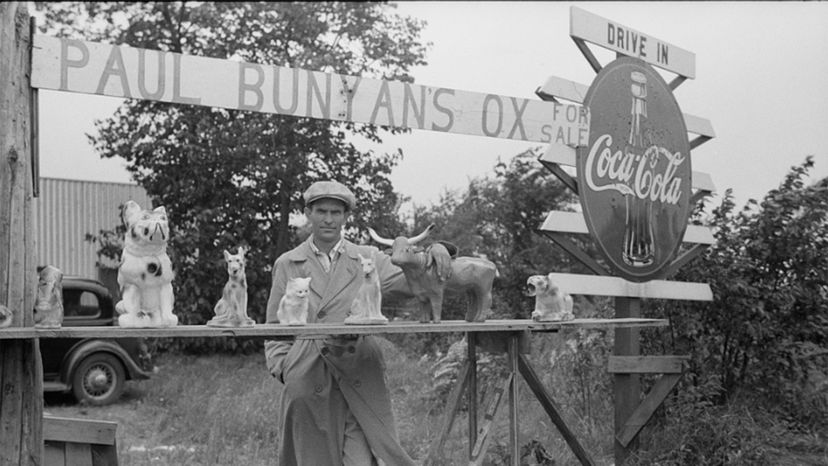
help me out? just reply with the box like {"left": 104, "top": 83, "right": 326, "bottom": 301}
{"left": 576, "top": 57, "right": 691, "bottom": 282}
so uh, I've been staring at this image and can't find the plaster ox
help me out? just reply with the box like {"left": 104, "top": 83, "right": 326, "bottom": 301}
{"left": 368, "top": 224, "right": 497, "bottom": 323}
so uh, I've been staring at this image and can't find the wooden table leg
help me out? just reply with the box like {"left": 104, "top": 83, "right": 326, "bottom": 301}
{"left": 508, "top": 334, "right": 519, "bottom": 466}
{"left": 467, "top": 332, "right": 478, "bottom": 458}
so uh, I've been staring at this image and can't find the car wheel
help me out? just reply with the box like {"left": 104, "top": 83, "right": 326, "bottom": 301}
{"left": 71, "top": 353, "right": 126, "bottom": 405}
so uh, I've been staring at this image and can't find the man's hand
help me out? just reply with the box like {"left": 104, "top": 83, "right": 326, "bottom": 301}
{"left": 426, "top": 242, "right": 453, "bottom": 282}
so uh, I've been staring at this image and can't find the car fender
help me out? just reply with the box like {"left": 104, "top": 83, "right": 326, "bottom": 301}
{"left": 61, "top": 339, "right": 151, "bottom": 384}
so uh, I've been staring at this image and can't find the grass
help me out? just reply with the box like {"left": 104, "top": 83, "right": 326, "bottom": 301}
{"left": 43, "top": 333, "right": 827, "bottom": 465}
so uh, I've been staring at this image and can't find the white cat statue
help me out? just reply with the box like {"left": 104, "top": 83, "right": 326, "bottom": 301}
{"left": 345, "top": 254, "right": 387, "bottom": 325}
{"left": 276, "top": 277, "right": 311, "bottom": 326}
{"left": 208, "top": 247, "right": 255, "bottom": 328}
{"left": 116, "top": 200, "right": 177, "bottom": 327}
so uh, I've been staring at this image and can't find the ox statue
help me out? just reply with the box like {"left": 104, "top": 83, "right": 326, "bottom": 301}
{"left": 368, "top": 224, "right": 497, "bottom": 323}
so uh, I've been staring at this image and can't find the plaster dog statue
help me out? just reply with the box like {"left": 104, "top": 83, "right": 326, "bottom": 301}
{"left": 34, "top": 265, "right": 64, "bottom": 328}
{"left": 368, "top": 224, "right": 497, "bottom": 323}
{"left": 526, "top": 274, "right": 574, "bottom": 322}
{"left": 345, "top": 253, "right": 387, "bottom": 325}
{"left": 208, "top": 246, "right": 255, "bottom": 328}
{"left": 116, "top": 200, "right": 177, "bottom": 327}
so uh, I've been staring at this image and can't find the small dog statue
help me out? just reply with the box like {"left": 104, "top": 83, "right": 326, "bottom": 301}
{"left": 526, "top": 274, "right": 574, "bottom": 322}
{"left": 34, "top": 265, "right": 64, "bottom": 328}
{"left": 345, "top": 253, "right": 387, "bottom": 325}
{"left": 277, "top": 277, "right": 311, "bottom": 326}
{"left": 208, "top": 247, "right": 255, "bottom": 328}
{"left": 116, "top": 200, "right": 177, "bottom": 327}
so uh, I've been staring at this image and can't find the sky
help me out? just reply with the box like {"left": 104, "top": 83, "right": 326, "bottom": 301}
{"left": 37, "top": 2, "right": 828, "bottom": 213}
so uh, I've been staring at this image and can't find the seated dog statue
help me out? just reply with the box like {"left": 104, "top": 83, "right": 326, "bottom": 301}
{"left": 345, "top": 253, "right": 387, "bottom": 325}
{"left": 116, "top": 200, "right": 177, "bottom": 327}
{"left": 34, "top": 265, "right": 64, "bottom": 328}
{"left": 208, "top": 246, "right": 255, "bottom": 328}
{"left": 526, "top": 274, "right": 574, "bottom": 322}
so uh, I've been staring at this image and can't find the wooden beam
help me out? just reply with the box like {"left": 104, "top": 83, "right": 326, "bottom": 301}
{"left": 518, "top": 354, "right": 595, "bottom": 466}
{"left": 469, "top": 374, "right": 512, "bottom": 465}
{"left": 608, "top": 356, "right": 688, "bottom": 374}
{"left": 31, "top": 35, "right": 588, "bottom": 146}
{"left": 540, "top": 211, "right": 715, "bottom": 246}
{"left": 538, "top": 160, "right": 578, "bottom": 195}
{"left": 43, "top": 416, "right": 117, "bottom": 445}
{"left": 423, "top": 361, "right": 470, "bottom": 466}
{"left": 0, "top": 3, "right": 42, "bottom": 465}
{"left": 539, "top": 231, "right": 610, "bottom": 276}
{"left": 572, "top": 37, "right": 602, "bottom": 74}
{"left": 536, "top": 75, "right": 715, "bottom": 142}
{"left": 541, "top": 273, "right": 714, "bottom": 301}
{"left": 616, "top": 374, "right": 683, "bottom": 447}
{"left": 0, "top": 318, "right": 670, "bottom": 340}
{"left": 468, "top": 333, "right": 478, "bottom": 458}
{"left": 539, "top": 145, "right": 717, "bottom": 192}
{"left": 570, "top": 6, "right": 696, "bottom": 79}
{"left": 662, "top": 244, "right": 709, "bottom": 279}
{"left": 614, "top": 297, "right": 640, "bottom": 465}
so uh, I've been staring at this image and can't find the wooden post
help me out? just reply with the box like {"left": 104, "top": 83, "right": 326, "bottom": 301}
{"left": 0, "top": 2, "right": 42, "bottom": 465}
{"left": 614, "top": 297, "right": 640, "bottom": 465}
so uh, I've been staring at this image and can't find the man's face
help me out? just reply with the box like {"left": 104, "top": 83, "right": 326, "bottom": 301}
{"left": 305, "top": 198, "right": 349, "bottom": 243}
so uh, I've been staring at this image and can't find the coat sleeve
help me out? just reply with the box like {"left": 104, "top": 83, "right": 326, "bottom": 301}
{"left": 264, "top": 255, "right": 291, "bottom": 382}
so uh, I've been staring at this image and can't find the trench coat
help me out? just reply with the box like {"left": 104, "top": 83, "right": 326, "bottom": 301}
{"left": 264, "top": 237, "right": 416, "bottom": 466}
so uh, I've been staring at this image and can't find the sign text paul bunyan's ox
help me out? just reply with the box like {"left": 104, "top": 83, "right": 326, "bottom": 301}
{"left": 32, "top": 36, "right": 590, "bottom": 147}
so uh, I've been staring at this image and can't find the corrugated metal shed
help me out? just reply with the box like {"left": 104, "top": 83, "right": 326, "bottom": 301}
{"left": 34, "top": 177, "right": 152, "bottom": 279}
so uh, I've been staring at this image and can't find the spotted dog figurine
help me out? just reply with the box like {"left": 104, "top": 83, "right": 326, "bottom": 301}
{"left": 526, "top": 274, "right": 574, "bottom": 322}
{"left": 116, "top": 200, "right": 177, "bottom": 327}
{"left": 208, "top": 246, "right": 255, "bottom": 328}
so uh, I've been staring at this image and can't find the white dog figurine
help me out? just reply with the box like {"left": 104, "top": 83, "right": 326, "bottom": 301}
{"left": 208, "top": 247, "right": 255, "bottom": 328}
{"left": 526, "top": 274, "right": 574, "bottom": 322}
{"left": 345, "top": 253, "right": 387, "bottom": 325}
{"left": 116, "top": 200, "right": 177, "bottom": 327}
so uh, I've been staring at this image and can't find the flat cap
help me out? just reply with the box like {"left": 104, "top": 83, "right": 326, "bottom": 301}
{"left": 303, "top": 180, "right": 356, "bottom": 210}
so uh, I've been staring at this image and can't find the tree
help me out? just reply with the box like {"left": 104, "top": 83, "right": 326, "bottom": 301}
{"left": 39, "top": 2, "right": 428, "bottom": 329}
{"left": 647, "top": 157, "right": 828, "bottom": 409}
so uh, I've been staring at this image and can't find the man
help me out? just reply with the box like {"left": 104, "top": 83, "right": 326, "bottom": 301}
{"left": 264, "top": 180, "right": 451, "bottom": 465}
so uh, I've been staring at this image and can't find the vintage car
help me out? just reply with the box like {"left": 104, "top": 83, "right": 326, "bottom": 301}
{"left": 40, "top": 276, "right": 154, "bottom": 405}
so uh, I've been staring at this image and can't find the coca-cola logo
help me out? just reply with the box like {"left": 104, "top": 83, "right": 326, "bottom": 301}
{"left": 585, "top": 135, "right": 686, "bottom": 204}
{"left": 577, "top": 57, "right": 691, "bottom": 282}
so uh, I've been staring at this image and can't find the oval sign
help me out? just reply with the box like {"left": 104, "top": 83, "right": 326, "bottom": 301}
{"left": 576, "top": 57, "right": 692, "bottom": 282}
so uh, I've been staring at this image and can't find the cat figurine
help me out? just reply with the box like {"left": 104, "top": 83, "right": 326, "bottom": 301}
{"left": 116, "top": 200, "right": 177, "bottom": 328}
{"left": 277, "top": 277, "right": 311, "bottom": 326}
{"left": 34, "top": 265, "right": 64, "bottom": 328}
{"left": 345, "top": 253, "right": 387, "bottom": 325}
{"left": 208, "top": 246, "right": 255, "bottom": 328}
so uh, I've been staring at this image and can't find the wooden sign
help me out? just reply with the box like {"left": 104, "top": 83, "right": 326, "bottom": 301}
{"left": 31, "top": 35, "right": 589, "bottom": 146}
{"left": 576, "top": 57, "right": 692, "bottom": 282}
{"left": 570, "top": 6, "right": 696, "bottom": 79}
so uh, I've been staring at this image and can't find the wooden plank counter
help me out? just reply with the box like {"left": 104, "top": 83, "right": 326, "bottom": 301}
{"left": 0, "top": 318, "right": 666, "bottom": 339}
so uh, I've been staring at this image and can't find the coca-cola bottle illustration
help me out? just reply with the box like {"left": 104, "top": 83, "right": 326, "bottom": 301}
{"left": 622, "top": 71, "right": 655, "bottom": 267}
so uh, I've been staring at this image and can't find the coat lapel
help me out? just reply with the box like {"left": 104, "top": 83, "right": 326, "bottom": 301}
{"left": 317, "top": 241, "right": 360, "bottom": 312}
